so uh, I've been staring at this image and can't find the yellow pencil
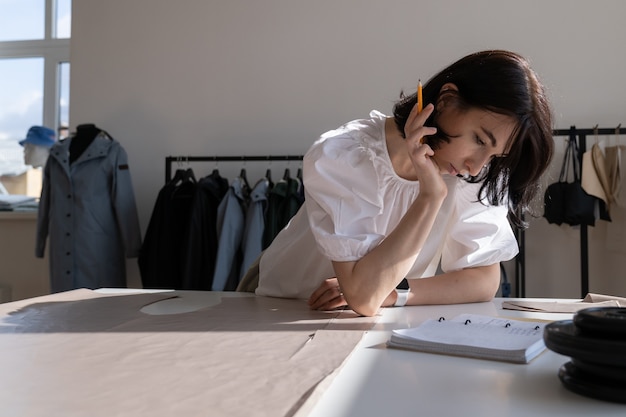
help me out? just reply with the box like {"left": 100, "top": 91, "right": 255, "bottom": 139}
{"left": 417, "top": 80, "right": 423, "bottom": 113}
{"left": 417, "top": 80, "right": 423, "bottom": 143}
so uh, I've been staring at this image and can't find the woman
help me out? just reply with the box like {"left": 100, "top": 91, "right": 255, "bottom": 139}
{"left": 248, "top": 50, "right": 553, "bottom": 317}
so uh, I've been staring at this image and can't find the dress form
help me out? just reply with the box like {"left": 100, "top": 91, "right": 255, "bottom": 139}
{"left": 69, "top": 124, "right": 102, "bottom": 164}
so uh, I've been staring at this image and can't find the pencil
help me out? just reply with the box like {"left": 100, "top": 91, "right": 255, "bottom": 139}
{"left": 417, "top": 80, "right": 423, "bottom": 143}
{"left": 417, "top": 80, "right": 423, "bottom": 113}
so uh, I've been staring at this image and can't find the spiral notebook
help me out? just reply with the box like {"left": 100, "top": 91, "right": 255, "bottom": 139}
{"left": 388, "top": 314, "right": 547, "bottom": 364}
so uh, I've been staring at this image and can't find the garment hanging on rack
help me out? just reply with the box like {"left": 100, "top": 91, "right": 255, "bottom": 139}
{"left": 604, "top": 145, "right": 622, "bottom": 206}
{"left": 240, "top": 176, "right": 271, "bottom": 281}
{"left": 181, "top": 170, "right": 230, "bottom": 290}
{"left": 139, "top": 168, "right": 198, "bottom": 289}
{"left": 262, "top": 174, "right": 304, "bottom": 249}
{"left": 578, "top": 141, "right": 611, "bottom": 223}
{"left": 212, "top": 175, "right": 249, "bottom": 291}
{"left": 612, "top": 146, "right": 626, "bottom": 207}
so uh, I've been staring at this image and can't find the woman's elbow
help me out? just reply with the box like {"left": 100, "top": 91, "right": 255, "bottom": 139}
{"left": 343, "top": 292, "right": 382, "bottom": 317}
{"left": 476, "top": 267, "right": 501, "bottom": 302}
{"left": 476, "top": 290, "right": 497, "bottom": 303}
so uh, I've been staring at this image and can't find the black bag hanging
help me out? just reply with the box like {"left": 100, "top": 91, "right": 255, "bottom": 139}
{"left": 544, "top": 129, "right": 597, "bottom": 226}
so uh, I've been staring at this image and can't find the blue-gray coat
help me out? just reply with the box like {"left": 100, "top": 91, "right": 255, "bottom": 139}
{"left": 36, "top": 132, "right": 141, "bottom": 292}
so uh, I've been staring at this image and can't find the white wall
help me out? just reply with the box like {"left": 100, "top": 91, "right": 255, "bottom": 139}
{"left": 70, "top": 0, "right": 626, "bottom": 297}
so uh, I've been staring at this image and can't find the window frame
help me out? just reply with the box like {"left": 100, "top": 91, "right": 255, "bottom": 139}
{"left": 0, "top": 0, "right": 71, "bottom": 132}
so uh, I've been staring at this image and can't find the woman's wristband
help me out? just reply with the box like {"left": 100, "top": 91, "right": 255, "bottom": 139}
{"left": 394, "top": 289, "right": 410, "bottom": 307}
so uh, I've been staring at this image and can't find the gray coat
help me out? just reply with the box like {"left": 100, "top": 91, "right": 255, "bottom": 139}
{"left": 36, "top": 132, "right": 141, "bottom": 292}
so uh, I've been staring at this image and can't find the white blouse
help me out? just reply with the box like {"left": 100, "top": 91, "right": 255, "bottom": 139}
{"left": 256, "top": 111, "right": 518, "bottom": 299}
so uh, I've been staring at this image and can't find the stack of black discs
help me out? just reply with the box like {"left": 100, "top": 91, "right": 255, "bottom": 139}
{"left": 544, "top": 307, "right": 626, "bottom": 403}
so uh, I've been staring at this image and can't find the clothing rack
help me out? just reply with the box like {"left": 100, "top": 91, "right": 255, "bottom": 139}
{"left": 165, "top": 155, "right": 304, "bottom": 183}
{"left": 516, "top": 125, "right": 625, "bottom": 299}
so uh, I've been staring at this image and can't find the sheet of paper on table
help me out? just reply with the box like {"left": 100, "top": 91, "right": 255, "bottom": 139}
{"left": 0, "top": 289, "right": 377, "bottom": 417}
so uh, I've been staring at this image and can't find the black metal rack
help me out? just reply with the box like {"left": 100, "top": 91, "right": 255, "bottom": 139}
{"left": 516, "top": 125, "right": 625, "bottom": 298}
{"left": 165, "top": 155, "right": 304, "bottom": 183}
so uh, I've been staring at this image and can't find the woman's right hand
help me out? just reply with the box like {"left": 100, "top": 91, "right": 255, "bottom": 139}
{"left": 308, "top": 277, "right": 347, "bottom": 311}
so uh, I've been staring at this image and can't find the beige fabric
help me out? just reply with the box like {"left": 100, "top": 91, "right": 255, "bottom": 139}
{"left": 605, "top": 145, "right": 625, "bottom": 207}
{"left": 0, "top": 290, "right": 377, "bottom": 417}
{"left": 591, "top": 143, "right": 612, "bottom": 207}
{"left": 605, "top": 146, "right": 621, "bottom": 201}
{"left": 582, "top": 150, "right": 607, "bottom": 204}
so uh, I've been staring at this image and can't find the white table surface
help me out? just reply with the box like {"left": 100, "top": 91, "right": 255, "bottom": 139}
{"left": 307, "top": 297, "right": 625, "bottom": 417}
{"left": 4, "top": 289, "right": 624, "bottom": 416}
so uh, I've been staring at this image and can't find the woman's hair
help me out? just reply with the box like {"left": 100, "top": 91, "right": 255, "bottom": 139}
{"left": 393, "top": 50, "right": 554, "bottom": 229}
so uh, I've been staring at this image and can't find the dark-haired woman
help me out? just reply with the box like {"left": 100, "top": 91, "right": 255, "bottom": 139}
{"left": 246, "top": 50, "right": 553, "bottom": 317}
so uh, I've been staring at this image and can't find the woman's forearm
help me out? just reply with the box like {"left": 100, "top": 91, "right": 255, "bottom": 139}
{"left": 404, "top": 263, "right": 501, "bottom": 306}
{"left": 334, "top": 192, "right": 445, "bottom": 316}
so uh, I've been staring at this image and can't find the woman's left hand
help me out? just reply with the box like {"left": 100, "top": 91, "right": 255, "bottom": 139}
{"left": 308, "top": 278, "right": 347, "bottom": 310}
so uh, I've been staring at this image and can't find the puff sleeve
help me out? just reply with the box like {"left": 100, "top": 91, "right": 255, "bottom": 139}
{"left": 303, "top": 135, "right": 387, "bottom": 261}
{"left": 441, "top": 180, "right": 519, "bottom": 272}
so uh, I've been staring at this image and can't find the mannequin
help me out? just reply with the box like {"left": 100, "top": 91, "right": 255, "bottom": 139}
{"left": 19, "top": 126, "right": 56, "bottom": 167}
{"left": 69, "top": 124, "right": 102, "bottom": 164}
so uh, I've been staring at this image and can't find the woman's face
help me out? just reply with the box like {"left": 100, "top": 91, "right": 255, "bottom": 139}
{"left": 430, "top": 105, "right": 517, "bottom": 177}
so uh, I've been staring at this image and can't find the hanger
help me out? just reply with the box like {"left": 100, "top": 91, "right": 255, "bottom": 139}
{"left": 170, "top": 157, "right": 196, "bottom": 185}
{"left": 169, "top": 157, "right": 185, "bottom": 184}
{"left": 208, "top": 157, "right": 219, "bottom": 176}
{"left": 240, "top": 159, "right": 250, "bottom": 190}
{"left": 171, "top": 169, "right": 185, "bottom": 184}
{"left": 184, "top": 167, "right": 196, "bottom": 182}
{"left": 264, "top": 159, "right": 274, "bottom": 188}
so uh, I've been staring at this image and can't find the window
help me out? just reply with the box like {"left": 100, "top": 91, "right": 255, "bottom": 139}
{"left": 0, "top": 0, "right": 71, "bottom": 197}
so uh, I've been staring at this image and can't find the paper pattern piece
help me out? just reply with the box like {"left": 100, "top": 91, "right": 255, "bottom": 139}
{"left": 501, "top": 293, "right": 626, "bottom": 313}
{"left": 0, "top": 290, "right": 376, "bottom": 417}
{"left": 388, "top": 314, "right": 546, "bottom": 364}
